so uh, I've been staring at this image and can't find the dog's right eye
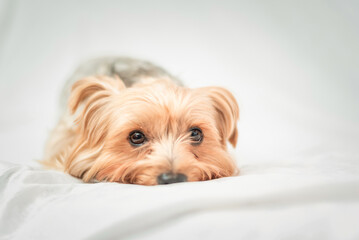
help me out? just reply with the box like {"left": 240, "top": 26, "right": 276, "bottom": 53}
{"left": 129, "top": 131, "right": 146, "bottom": 146}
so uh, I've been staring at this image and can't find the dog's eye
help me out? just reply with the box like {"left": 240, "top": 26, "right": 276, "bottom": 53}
{"left": 129, "top": 131, "right": 146, "bottom": 146}
{"left": 190, "top": 127, "right": 203, "bottom": 144}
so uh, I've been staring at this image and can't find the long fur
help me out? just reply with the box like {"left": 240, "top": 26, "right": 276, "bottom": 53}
{"left": 42, "top": 58, "right": 239, "bottom": 185}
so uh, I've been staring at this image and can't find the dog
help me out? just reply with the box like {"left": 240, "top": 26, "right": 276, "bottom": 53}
{"left": 42, "top": 57, "right": 239, "bottom": 185}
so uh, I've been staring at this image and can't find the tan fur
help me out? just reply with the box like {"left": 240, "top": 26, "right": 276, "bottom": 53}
{"left": 42, "top": 75, "right": 239, "bottom": 185}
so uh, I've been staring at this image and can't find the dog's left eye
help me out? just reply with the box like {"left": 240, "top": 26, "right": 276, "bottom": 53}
{"left": 129, "top": 131, "right": 146, "bottom": 146}
{"left": 190, "top": 127, "right": 203, "bottom": 144}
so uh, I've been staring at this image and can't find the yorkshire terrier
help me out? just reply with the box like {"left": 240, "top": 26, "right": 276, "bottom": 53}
{"left": 42, "top": 57, "right": 239, "bottom": 185}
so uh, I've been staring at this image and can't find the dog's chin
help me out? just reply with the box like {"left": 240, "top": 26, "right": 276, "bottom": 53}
{"left": 93, "top": 167, "right": 235, "bottom": 186}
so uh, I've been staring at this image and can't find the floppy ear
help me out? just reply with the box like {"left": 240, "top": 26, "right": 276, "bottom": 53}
{"left": 205, "top": 87, "right": 239, "bottom": 147}
{"left": 68, "top": 75, "right": 125, "bottom": 142}
{"left": 69, "top": 75, "right": 125, "bottom": 114}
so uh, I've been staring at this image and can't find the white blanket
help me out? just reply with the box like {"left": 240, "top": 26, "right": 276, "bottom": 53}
{"left": 1, "top": 0, "right": 359, "bottom": 239}
{"left": 1, "top": 157, "right": 359, "bottom": 240}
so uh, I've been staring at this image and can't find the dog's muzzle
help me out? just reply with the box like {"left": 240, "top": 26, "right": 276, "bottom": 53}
{"left": 157, "top": 172, "right": 187, "bottom": 184}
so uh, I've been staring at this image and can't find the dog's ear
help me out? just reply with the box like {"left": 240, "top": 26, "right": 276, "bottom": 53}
{"left": 69, "top": 75, "right": 125, "bottom": 114}
{"left": 64, "top": 76, "right": 125, "bottom": 178}
{"left": 205, "top": 87, "right": 239, "bottom": 147}
{"left": 69, "top": 75, "right": 125, "bottom": 143}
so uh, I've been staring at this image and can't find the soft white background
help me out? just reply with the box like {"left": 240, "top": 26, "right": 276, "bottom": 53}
{"left": 1, "top": 0, "right": 358, "bottom": 165}
{"left": 0, "top": 1, "right": 359, "bottom": 239}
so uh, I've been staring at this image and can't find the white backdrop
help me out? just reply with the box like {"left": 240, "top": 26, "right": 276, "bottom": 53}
{"left": 0, "top": 1, "right": 359, "bottom": 239}
{"left": 1, "top": 0, "right": 358, "bottom": 166}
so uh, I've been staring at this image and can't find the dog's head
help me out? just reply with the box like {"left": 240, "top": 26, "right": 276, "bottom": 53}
{"left": 66, "top": 76, "right": 239, "bottom": 185}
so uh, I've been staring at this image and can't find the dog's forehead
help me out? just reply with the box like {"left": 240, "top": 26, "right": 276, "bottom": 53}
{"left": 111, "top": 84, "right": 217, "bottom": 133}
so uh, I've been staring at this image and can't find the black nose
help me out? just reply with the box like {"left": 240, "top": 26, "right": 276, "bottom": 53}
{"left": 157, "top": 172, "right": 187, "bottom": 184}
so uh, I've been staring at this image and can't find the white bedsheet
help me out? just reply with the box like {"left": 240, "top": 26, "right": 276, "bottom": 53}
{"left": 1, "top": 0, "right": 359, "bottom": 239}
{"left": 1, "top": 157, "right": 359, "bottom": 240}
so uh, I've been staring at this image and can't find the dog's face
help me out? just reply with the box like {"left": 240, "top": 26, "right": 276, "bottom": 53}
{"left": 66, "top": 76, "right": 239, "bottom": 185}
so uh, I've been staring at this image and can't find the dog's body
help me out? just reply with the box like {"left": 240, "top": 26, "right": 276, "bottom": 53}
{"left": 43, "top": 57, "right": 239, "bottom": 185}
